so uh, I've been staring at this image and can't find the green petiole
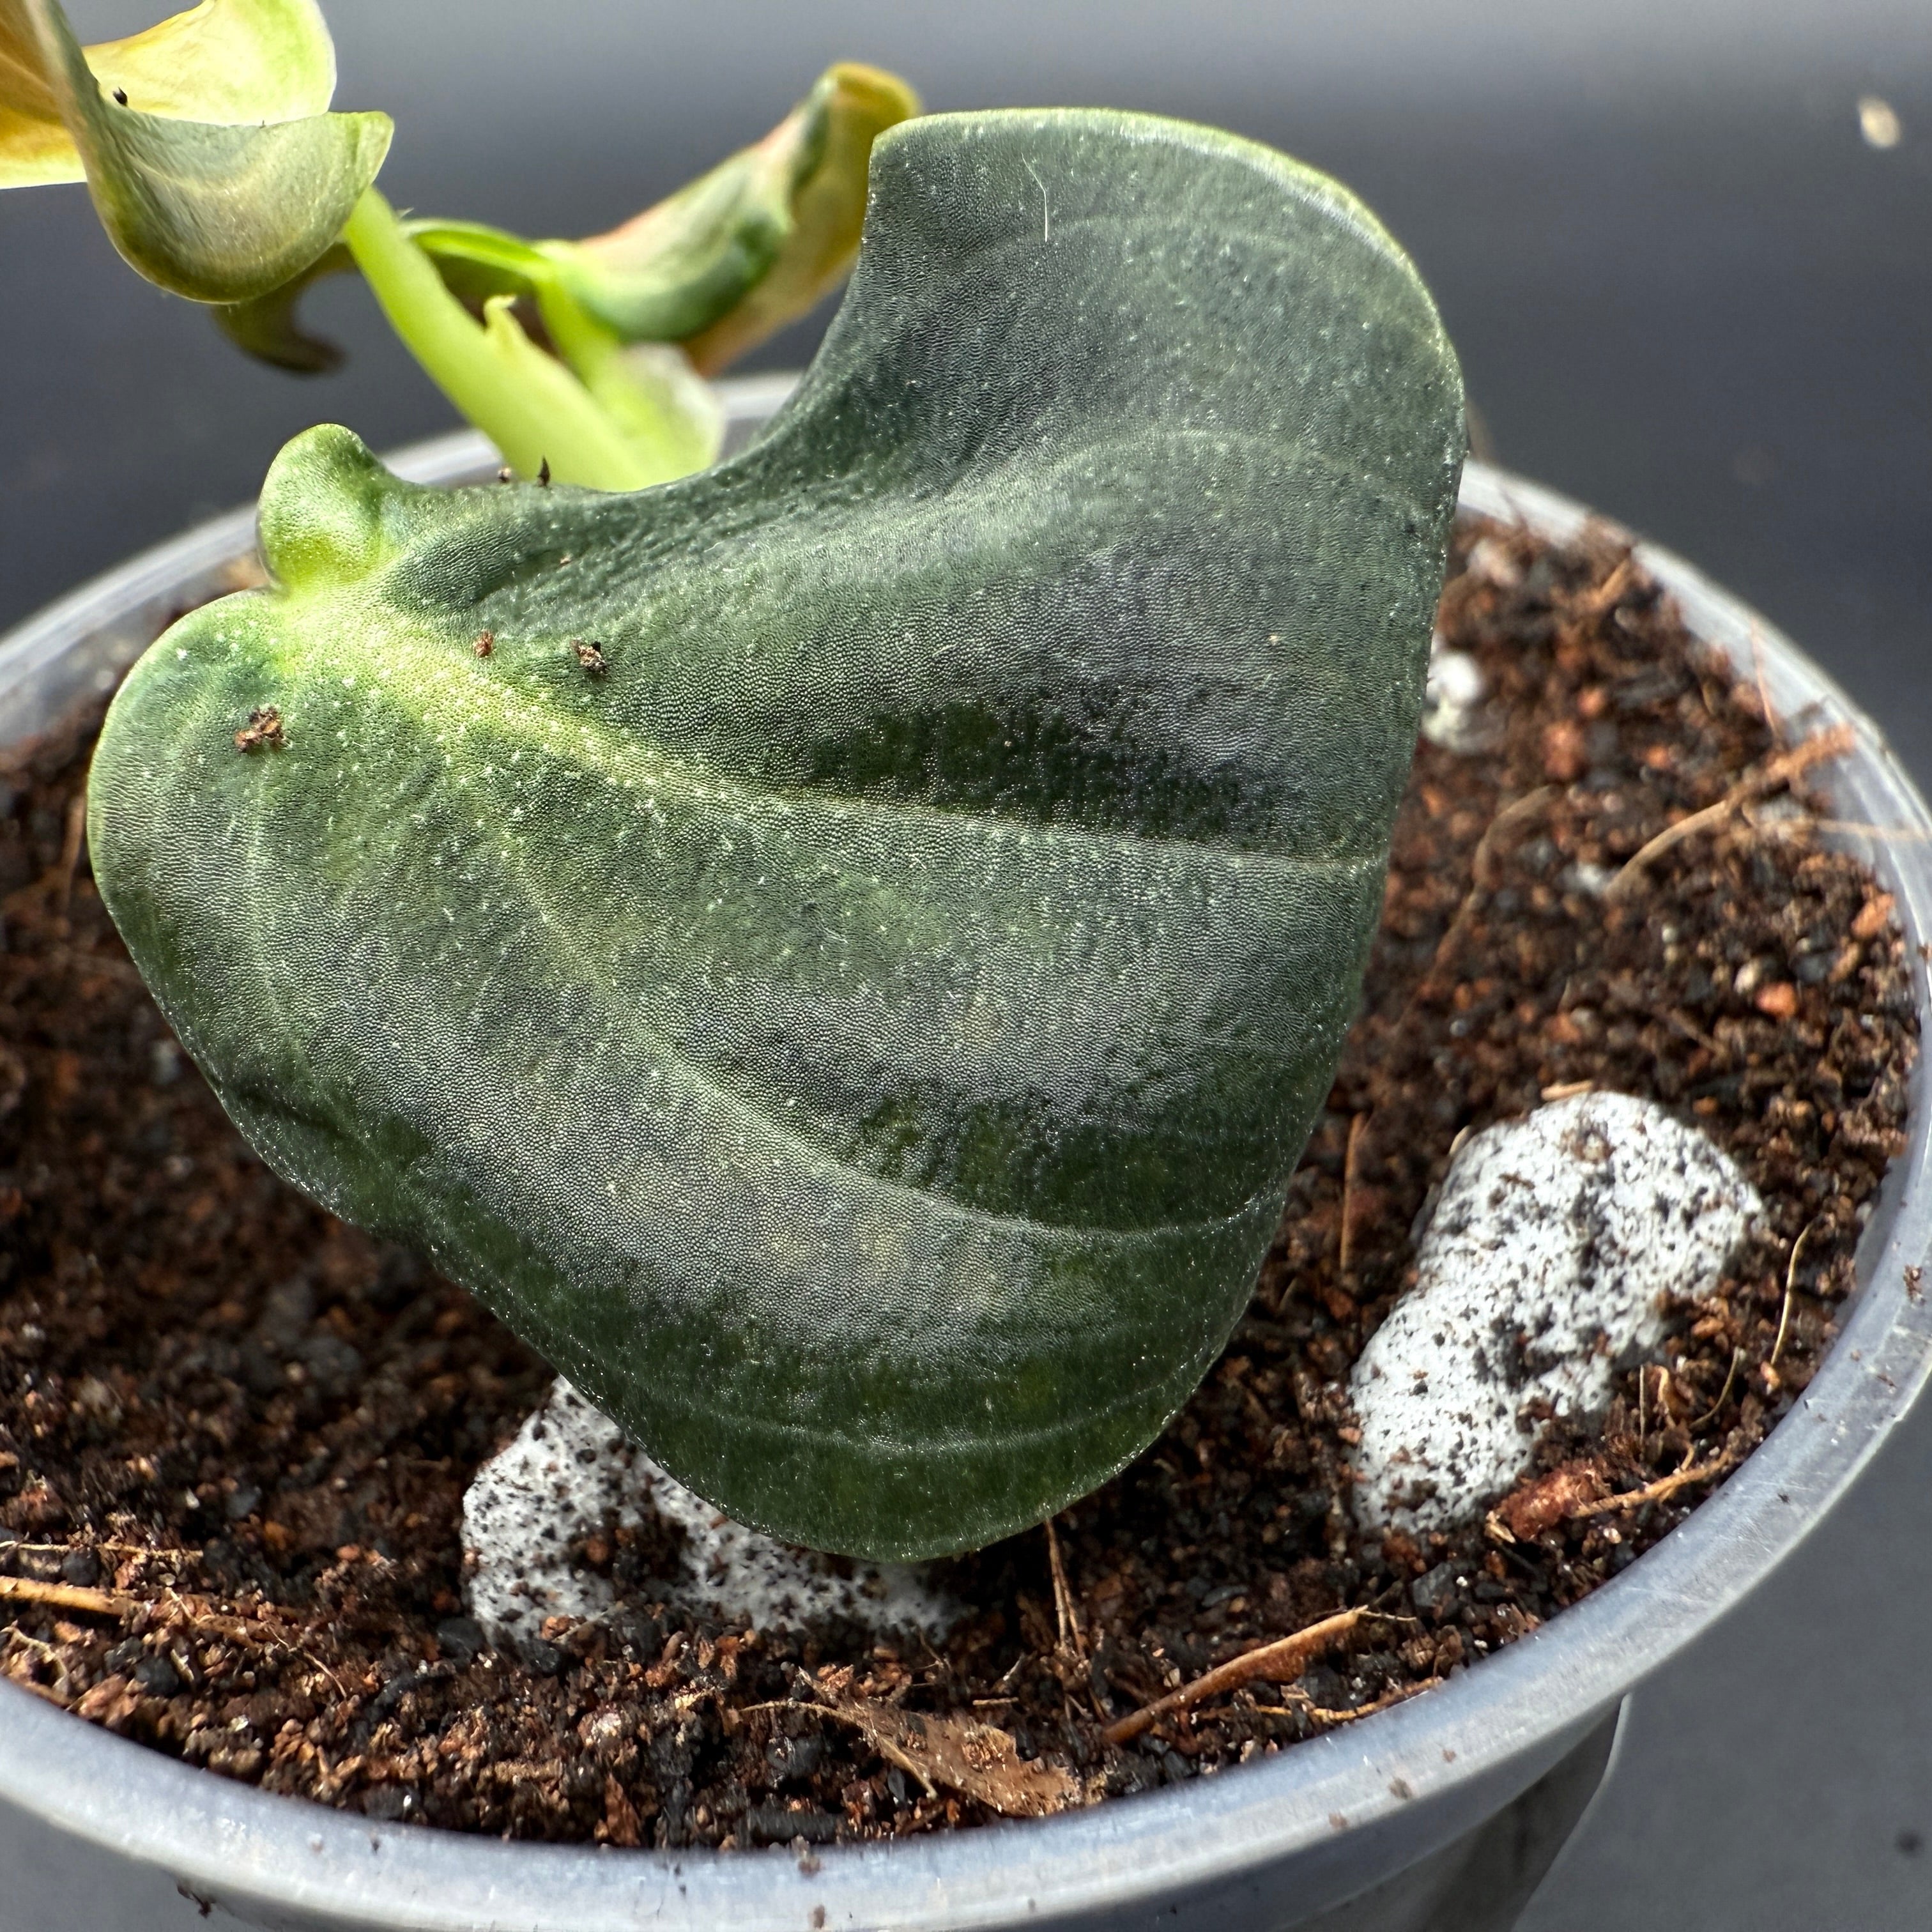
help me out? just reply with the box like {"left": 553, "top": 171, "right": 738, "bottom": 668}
{"left": 341, "top": 187, "right": 684, "bottom": 492}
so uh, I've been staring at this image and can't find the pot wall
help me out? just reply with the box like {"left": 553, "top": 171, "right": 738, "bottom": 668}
{"left": 0, "top": 383, "right": 1926, "bottom": 1931}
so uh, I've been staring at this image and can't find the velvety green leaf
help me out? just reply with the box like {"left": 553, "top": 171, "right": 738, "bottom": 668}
{"left": 8, "top": 0, "right": 387, "bottom": 300}
{"left": 88, "top": 110, "right": 1464, "bottom": 1559}
{"left": 1, "top": 0, "right": 336, "bottom": 189}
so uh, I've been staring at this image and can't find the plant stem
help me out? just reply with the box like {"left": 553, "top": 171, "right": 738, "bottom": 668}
{"left": 340, "top": 188, "right": 654, "bottom": 491}
{"left": 533, "top": 286, "right": 721, "bottom": 483}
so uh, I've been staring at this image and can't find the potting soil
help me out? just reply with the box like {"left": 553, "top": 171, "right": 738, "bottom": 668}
{"left": 0, "top": 518, "right": 1913, "bottom": 1843}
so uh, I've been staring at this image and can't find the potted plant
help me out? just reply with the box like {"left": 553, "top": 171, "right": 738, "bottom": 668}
{"left": 1, "top": 2, "right": 1926, "bottom": 1928}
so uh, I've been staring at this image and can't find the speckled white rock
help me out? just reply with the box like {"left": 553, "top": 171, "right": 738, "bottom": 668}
{"left": 1420, "top": 636, "right": 1492, "bottom": 753}
{"left": 1351, "top": 1092, "right": 1761, "bottom": 1537}
{"left": 463, "top": 1381, "right": 958, "bottom": 1655}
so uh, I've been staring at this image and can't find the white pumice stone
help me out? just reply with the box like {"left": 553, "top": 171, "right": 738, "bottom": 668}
{"left": 1350, "top": 1091, "right": 1761, "bottom": 1538}
{"left": 1421, "top": 635, "right": 1494, "bottom": 753}
{"left": 463, "top": 1380, "right": 958, "bottom": 1657}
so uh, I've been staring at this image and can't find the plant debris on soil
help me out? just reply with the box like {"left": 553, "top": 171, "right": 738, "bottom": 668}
{"left": 0, "top": 516, "right": 1915, "bottom": 1847}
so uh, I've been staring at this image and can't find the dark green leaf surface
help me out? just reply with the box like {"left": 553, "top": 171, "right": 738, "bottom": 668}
{"left": 88, "top": 110, "right": 1464, "bottom": 1558}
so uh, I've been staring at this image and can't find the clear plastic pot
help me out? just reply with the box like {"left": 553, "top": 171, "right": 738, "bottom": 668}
{"left": 0, "top": 379, "right": 1926, "bottom": 1931}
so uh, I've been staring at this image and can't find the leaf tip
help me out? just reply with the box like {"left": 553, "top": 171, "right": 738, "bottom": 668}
{"left": 822, "top": 61, "right": 922, "bottom": 125}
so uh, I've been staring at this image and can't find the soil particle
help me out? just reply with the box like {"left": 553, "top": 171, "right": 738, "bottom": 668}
{"left": 0, "top": 516, "right": 1914, "bottom": 1843}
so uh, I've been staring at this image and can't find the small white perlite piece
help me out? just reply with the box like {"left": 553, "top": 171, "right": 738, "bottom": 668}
{"left": 1351, "top": 1092, "right": 1762, "bottom": 1538}
{"left": 1420, "top": 633, "right": 1493, "bottom": 754}
{"left": 463, "top": 1381, "right": 958, "bottom": 1657}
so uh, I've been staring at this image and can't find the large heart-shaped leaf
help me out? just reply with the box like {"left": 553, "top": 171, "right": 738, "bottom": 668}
{"left": 88, "top": 110, "right": 1464, "bottom": 1559}
{"left": 2, "top": 0, "right": 387, "bottom": 300}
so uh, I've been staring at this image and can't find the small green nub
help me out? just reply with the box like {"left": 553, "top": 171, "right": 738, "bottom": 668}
{"left": 256, "top": 424, "right": 397, "bottom": 592}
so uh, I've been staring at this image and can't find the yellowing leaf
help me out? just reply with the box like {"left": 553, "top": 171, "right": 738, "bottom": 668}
{"left": 0, "top": 0, "right": 335, "bottom": 189}
{"left": 682, "top": 63, "right": 919, "bottom": 374}
{"left": 6, "top": 0, "right": 387, "bottom": 301}
{"left": 557, "top": 61, "right": 918, "bottom": 359}
{"left": 210, "top": 64, "right": 915, "bottom": 388}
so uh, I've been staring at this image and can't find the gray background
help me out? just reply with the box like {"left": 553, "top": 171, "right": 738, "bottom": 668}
{"left": 3, "top": 4, "right": 1931, "bottom": 1925}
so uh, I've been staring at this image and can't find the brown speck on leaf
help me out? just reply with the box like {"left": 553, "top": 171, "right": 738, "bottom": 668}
{"left": 495, "top": 466, "right": 513, "bottom": 484}
{"left": 233, "top": 706, "right": 284, "bottom": 753}
{"left": 572, "top": 640, "right": 608, "bottom": 677}
{"left": 1907, "top": 1266, "right": 1923, "bottom": 1301}
{"left": 537, "top": 457, "right": 551, "bottom": 487}
{"left": 112, "top": 87, "right": 128, "bottom": 105}
{"left": 474, "top": 631, "right": 494, "bottom": 658}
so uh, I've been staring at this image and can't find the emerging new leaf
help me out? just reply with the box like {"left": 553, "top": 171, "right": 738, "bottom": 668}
{"left": 1, "top": 0, "right": 387, "bottom": 301}
{"left": 88, "top": 111, "right": 1465, "bottom": 1559}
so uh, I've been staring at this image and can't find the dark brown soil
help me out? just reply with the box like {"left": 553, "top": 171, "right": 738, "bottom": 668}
{"left": 0, "top": 517, "right": 1914, "bottom": 1846}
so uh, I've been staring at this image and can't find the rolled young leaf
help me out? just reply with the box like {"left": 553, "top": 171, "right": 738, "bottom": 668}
{"left": 5, "top": 0, "right": 387, "bottom": 301}
{"left": 567, "top": 60, "right": 919, "bottom": 366}
{"left": 678, "top": 62, "right": 919, "bottom": 375}
{"left": 88, "top": 109, "right": 1465, "bottom": 1560}
{"left": 0, "top": 0, "right": 336, "bottom": 188}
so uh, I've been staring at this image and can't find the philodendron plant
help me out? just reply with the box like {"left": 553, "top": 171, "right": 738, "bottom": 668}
{"left": 12, "top": 1, "right": 1464, "bottom": 1560}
